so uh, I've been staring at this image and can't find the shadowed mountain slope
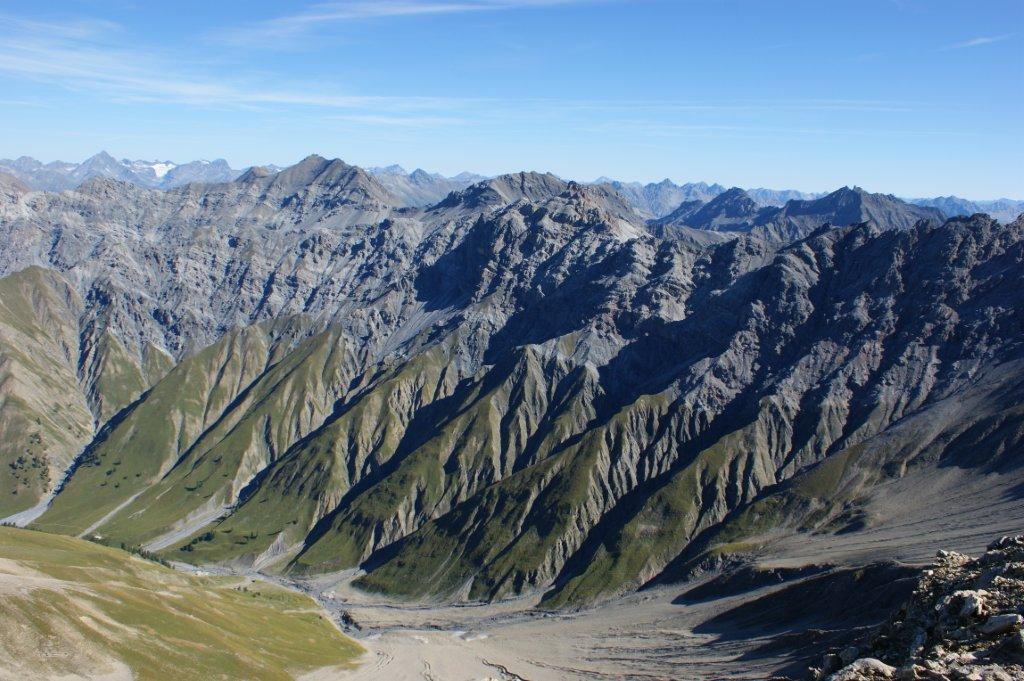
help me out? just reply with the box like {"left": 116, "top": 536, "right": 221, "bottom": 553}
{"left": 653, "top": 186, "right": 947, "bottom": 243}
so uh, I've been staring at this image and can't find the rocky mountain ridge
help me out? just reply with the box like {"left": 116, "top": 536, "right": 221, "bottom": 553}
{"left": 0, "top": 155, "right": 1020, "bottom": 610}
{"left": 654, "top": 186, "right": 950, "bottom": 243}
{"left": 909, "top": 196, "right": 1024, "bottom": 225}
{"left": 11, "top": 153, "right": 1014, "bottom": 221}
{"left": 0, "top": 152, "right": 246, "bottom": 191}
{"left": 366, "top": 165, "right": 488, "bottom": 207}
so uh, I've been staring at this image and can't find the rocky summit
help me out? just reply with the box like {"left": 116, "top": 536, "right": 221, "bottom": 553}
{"left": 0, "top": 155, "right": 1022, "bottom": 612}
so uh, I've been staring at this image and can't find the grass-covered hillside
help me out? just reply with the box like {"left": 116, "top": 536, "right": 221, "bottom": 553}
{"left": 0, "top": 527, "right": 362, "bottom": 680}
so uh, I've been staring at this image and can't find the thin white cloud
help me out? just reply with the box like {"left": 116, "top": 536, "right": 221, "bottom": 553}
{"left": 942, "top": 33, "right": 1014, "bottom": 50}
{"left": 0, "top": 17, "right": 459, "bottom": 113}
{"left": 326, "top": 113, "right": 470, "bottom": 127}
{"left": 580, "top": 121, "right": 973, "bottom": 139}
{"left": 0, "top": 12, "right": 937, "bottom": 137}
{"left": 0, "top": 21, "right": 927, "bottom": 117}
{"left": 216, "top": 0, "right": 600, "bottom": 46}
{"left": 3, "top": 16, "right": 122, "bottom": 41}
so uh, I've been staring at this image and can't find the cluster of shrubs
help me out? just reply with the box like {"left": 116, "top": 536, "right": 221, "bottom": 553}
{"left": 179, "top": 531, "right": 215, "bottom": 552}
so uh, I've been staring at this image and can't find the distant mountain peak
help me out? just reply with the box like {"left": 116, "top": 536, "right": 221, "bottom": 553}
{"left": 907, "top": 195, "right": 1024, "bottom": 223}
{"left": 86, "top": 150, "right": 117, "bottom": 163}
{"left": 717, "top": 186, "right": 751, "bottom": 199}
{"left": 362, "top": 165, "right": 486, "bottom": 207}
{"left": 0, "top": 152, "right": 246, "bottom": 191}
{"left": 292, "top": 154, "right": 330, "bottom": 170}
{"left": 2, "top": 154, "right": 1018, "bottom": 224}
{"left": 236, "top": 165, "right": 273, "bottom": 183}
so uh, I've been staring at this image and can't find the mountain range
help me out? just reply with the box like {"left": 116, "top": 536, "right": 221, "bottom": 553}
{"left": 0, "top": 155, "right": 1021, "bottom": 611}
{"left": 0, "top": 151, "right": 247, "bottom": 191}
{"left": 366, "top": 164, "right": 488, "bottom": 207}
{"left": 908, "top": 195, "right": 1024, "bottom": 224}
{"left": 5, "top": 152, "right": 1019, "bottom": 221}
{"left": 652, "top": 185, "right": 949, "bottom": 242}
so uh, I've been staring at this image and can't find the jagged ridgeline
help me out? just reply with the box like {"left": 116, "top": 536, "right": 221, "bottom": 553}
{"left": 0, "top": 156, "right": 1021, "bottom": 606}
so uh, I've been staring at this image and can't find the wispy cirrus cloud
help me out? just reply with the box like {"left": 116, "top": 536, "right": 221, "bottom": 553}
{"left": 580, "top": 120, "right": 974, "bottom": 139}
{"left": 0, "top": 15, "right": 456, "bottom": 113}
{"left": 3, "top": 16, "right": 123, "bottom": 41}
{"left": 0, "top": 16, "right": 931, "bottom": 118}
{"left": 326, "top": 113, "right": 472, "bottom": 127}
{"left": 0, "top": 11, "right": 944, "bottom": 143}
{"left": 216, "top": 0, "right": 602, "bottom": 47}
{"left": 942, "top": 33, "right": 1015, "bottom": 50}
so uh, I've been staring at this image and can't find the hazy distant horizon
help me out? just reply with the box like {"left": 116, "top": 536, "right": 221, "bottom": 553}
{"left": 6, "top": 149, "right": 1024, "bottom": 202}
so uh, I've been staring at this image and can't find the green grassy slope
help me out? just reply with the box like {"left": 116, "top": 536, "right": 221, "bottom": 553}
{"left": 0, "top": 267, "right": 94, "bottom": 516}
{"left": 85, "top": 331, "right": 150, "bottom": 424}
{"left": 539, "top": 435, "right": 738, "bottom": 608}
{"left": 172, "top": 343, "right": 458, "bottom": 566}
{"left": 94, "top": 328, "right": 352, "bottom": 548}
{"left": 0, "top": 267, "right": 177, "bottom": 518}
{"left": 290, "top": 344, "right": 597, "bottom": 578}
{"left": 350, "top": 389, "right": 667, "bottom": 602}
{"left": 33, "top": 321, "right": 297, "bottom": 536}
{"left": 0, "top": 527, "right": 362, "bottom": 680}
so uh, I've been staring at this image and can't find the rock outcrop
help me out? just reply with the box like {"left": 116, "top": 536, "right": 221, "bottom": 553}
{"left": 813, "top": 536, "right": 1024, "bottom": 681}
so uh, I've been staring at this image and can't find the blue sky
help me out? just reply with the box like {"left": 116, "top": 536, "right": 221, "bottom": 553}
{"left": 0, "top": 0, "right": 1021, "bottom": 198}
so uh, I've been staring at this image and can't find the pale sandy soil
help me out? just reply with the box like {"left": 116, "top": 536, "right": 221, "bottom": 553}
{"left": 0, "top": 556, "right": 67, "bottom": 594}
{"left": 289, "top": 469, "right": 1024, "bottom": 681}
{"left": 284, "top": 569, "right": 808, "bottom": 681}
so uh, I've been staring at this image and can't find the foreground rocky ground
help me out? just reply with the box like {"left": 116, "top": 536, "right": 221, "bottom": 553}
{"left": 813, "top": 536, "right": 1024, "bottom": 681}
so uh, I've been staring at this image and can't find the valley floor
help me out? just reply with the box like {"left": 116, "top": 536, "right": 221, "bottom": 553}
{"left": 291, "top": 576, "right": 795, "bottom": 681}
{"left": 283, "top": 468, "right": 1024, "bottom": 680}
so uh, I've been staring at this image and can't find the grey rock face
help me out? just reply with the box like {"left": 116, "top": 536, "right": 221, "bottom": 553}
{"left": 0, "top": 172, "right": 29, "bottom": 198}
{"left": 750, "top": 186, "right": 945, "bottom": 241}
{"left": 0, "top": 154, "right": 404, "bottom": 361}
{"left": 653, "top": 186, "right": 947, "bottom": 243}
{"left": 655, "top": 187, "right": 766, "bottom": 232}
